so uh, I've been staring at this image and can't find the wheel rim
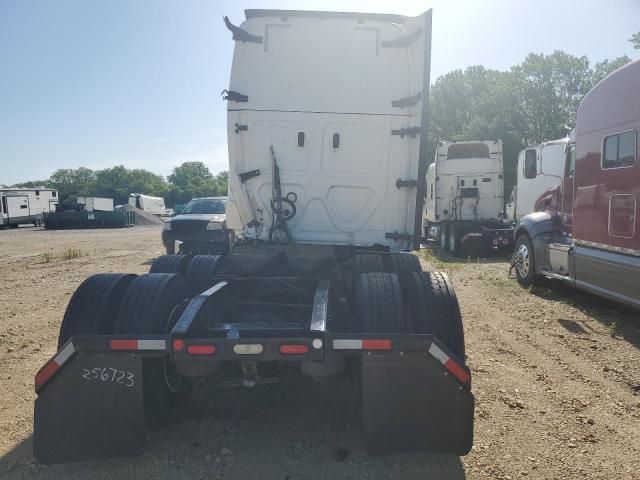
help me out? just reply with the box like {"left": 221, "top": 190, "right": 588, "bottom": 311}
{"left": 515, "top": 243, "right": 530, "bottom": 278}
{"left": 440, "top": 227, "right": 446, "bottom": 247}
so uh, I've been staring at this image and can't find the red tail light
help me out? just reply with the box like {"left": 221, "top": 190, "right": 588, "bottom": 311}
{"left": 186, "top": 344, "right": 216, "bottom": 355}
{"left": 280, "top": 344, "right": 309, "bottom": 355}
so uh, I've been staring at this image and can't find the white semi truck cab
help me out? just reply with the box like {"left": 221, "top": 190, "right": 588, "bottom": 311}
{"left": 424, "top": 139, "right": 513, "bottom": 256}
{"left": 32, "top": 10, "right": 474, "bottom": 464}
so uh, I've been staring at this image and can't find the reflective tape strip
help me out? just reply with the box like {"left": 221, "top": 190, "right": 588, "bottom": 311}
{"left": 362, "top": 339, "right": 392, "bottom": 350}
{"left": 332, "top": 339, "right": 392, "bottom": 350}
{"left": 137, "top": 339, "right": 166, "bottom": 350}
{"left": 428, "top": 343, "right": 449, "bottom": 364}
{"left": 35, "top": 341, "right": 76, "bottom": 390}
{"left": 429, "top": 343, "right": 469, "bottom": 384}
{"left": 111, "top": 339, "right": 167, "bottom": 351}
{"left": 54, "top": 341, "right": 76, "bottom": 365}
{"left": 332, "top": 339, "right": 363, "bottom": 350}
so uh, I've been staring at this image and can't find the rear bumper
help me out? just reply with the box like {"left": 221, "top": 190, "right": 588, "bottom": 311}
{"left": 463, "top": 227, "right": 514, "bottom": 248}
{"left": 34, "top": 281, "right": 473, "bottom": 464}
{"left": 34, "top": 330, "right": 473, "bottom": 463}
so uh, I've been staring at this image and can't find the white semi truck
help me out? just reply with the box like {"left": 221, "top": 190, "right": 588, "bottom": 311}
{"left": 33, "top": 9, "right": 473, "bottom": 464}
{"left": 423, "top": 140, "right": 513, "bottom": 256}
{"left": 506, "top": 135, "right": 571, "bottom": 223}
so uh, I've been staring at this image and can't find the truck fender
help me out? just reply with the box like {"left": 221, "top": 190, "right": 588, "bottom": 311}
{"left": 513, "top": 211, "right": 559, "bottom": 240}
{"left": 513, "top": 212, "right": 561, "bottom": 274}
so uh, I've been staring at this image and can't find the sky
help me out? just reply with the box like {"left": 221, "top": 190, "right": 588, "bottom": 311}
{"left": 0, "top": 0, "right": 638, "bottom": 185}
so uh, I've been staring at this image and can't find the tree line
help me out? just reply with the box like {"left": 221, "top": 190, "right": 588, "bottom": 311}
{"left": 7, "top": 161, "right": 229, "bottom": 208}
{"left": 428, "top": 49, "right": 634, "bottom": 189}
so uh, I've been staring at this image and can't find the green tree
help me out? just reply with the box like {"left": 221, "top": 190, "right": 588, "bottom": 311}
{"left": 167, "top": 161, "right": 219, "bottom": 204}
{"left": 511, "top": 51, "right": 591, "bottom": 145}
{"left": 94, "top": 165, "right": 168, "bottom": 205}
{"left": 591, "top": 56, "right": 631, "bottom": 85}
{"left": 10, "top": 180, "right": 51, "bottom": 188}
{"left": 214, "top": 170, "right": 229, "bottom": 196}
{"left": 49, "top": 167, "right": 96, "bottom": 201}
{"left": 429, "top": 66, "right": 525, "bottom": 190}
{"left": 630, "top": 31, "right": 640, "bottom": 50}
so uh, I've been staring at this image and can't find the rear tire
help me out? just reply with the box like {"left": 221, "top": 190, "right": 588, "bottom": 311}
{"left": 439, "top": 224, "right": 449, "bottom": 252}
{"left": 114, "top": 274, "right": 192, "bottom": 420}
{"left": 149, "top": 254, "right": 190, "bottom": 274}
{"left": 356, "top": 272, "right": 406, "bottom": 454}
{"left": 355, "top": 272, "right": 405, "bottom": 334}
{"left": 185, "top": 255, "right": 222, "bottom": 294}
{"left": 449, "top": 224, "right": 463, "bottom": 257}
{"left": 386, "top": 253, "right": 422, "bottom": 274}
{"left": 352, "top": 254, "right": 385, "bottom": 292}
{"left": 352, "top": 254, "right": 384, "bottom": 274}
{"left": 404, "top": 271, "right": 465, "bottom": 359}
{"left": 57, "top": 273, "right": 136, "bottom": 349}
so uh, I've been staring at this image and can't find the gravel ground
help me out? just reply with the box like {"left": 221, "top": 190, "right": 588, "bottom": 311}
{"left": 0, "top": 226, "right": 639, "bottom": 479}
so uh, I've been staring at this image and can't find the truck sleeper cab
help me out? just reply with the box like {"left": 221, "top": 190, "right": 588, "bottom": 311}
{"left": 513, "top": 59, "right": 640, "bottom": 309}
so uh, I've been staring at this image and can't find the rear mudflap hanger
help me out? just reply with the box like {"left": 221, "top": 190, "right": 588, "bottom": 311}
{"left": 33, "top": 334, "right": 471, "bottom": 463}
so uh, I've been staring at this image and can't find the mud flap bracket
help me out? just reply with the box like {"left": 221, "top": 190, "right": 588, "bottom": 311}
{"left": 361, "top": 351, "right": 473, "bottom": 455}
{"left": 34, "top": 352, "right": 145, "bottom": 464}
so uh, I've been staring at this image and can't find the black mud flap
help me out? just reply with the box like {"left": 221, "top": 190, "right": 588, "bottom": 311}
{"left": 361, "top": 352, "right": 473, "bottom": 455}
{"left": 34, "top": 353, "right": 145, "bottom": 464}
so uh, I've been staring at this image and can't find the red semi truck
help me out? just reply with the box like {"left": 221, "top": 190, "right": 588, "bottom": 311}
{"left": 513, "top": 59, "right": 640, "bottom": 308}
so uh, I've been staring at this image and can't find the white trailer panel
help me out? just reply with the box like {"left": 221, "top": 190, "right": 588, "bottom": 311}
{"left": 128, "top": 194, "right": 166, "bottom": 215}
{"left": 77, "top": 196, "right": 114, "bottom": 212}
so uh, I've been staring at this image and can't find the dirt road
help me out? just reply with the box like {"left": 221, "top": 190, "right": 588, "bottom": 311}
{"left": 1, "top": 226, "right": 639, "bottom": 479}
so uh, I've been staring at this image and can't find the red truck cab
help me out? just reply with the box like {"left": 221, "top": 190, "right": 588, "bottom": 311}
{"left": 514, "top": 59, "right": 640, "bottom": 308}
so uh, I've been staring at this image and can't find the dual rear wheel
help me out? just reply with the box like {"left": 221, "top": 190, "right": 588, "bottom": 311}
{"left": 353, "top": 257, "right": 465, "bottom": 455}
{"left": 57, "top": 272, "right": 194, "bottom": 420}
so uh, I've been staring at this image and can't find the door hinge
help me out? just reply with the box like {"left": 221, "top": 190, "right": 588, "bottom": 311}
{"left": 381, "top": 28, "right": 422, "bottom": 48}
{"left": 391, "top": 92, "right": 422, "bottom": 108}
{"left": 222, "top": 90, "right": 249, "bottom": 103}
{"left": 239, "top": 169, "right": 260, "bottom": 184}
{"left": 223, "top": 16, "right": 263, "bottom": 44}
{"left": 391, "top": 126, "right": 421, "bottom": 138}
{"left": 396, "top": 178, "right": 418, "bottom": 189}
{"left": 234, "top": 123, "right": 248, "bottom": 134}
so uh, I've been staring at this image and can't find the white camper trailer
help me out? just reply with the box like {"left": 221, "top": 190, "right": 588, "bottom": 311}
{"left": 505, "top": 136, "right": 570, "bottom": 222}
{"left": 128, "top": 193, "right": 166, "bottom": 215}
{"left": 77, "top": 196, "right": 114, "bottom": 212}
{"left": 423, "top": 140, "right": 513, "bottom": 256}
{"left": 0, "top": 188, "right": 58, "bottom": 227}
